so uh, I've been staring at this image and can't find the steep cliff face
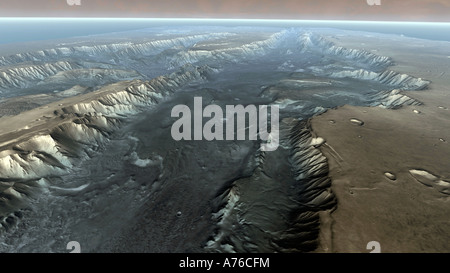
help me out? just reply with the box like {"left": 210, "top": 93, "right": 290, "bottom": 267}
{"left": 368, "top": 89, "right": 422, "bottom": 108}
{"left": 164, "top": 30, "right": 288, "bottom": 68}
{"left": 0, "top": 64, "right": 144, "bottom": 91}
{"left": 0, "top": 61, "right": 80, "bottom": 89}
{"left": 205, "top": 119, "right": 335, "bottom": 253}
{"left": 299, "top": 32, "right": 429, "bottom": 91}
{"left": 0, "top": 31, "right": 281, "bottom": 96}
{"left": 327, "top": 69, "right": 429, "bottom": 90}
{"left": 0, "top": 64, "right": 215, "bottom": 234}
{"left": 0, "top": 33, "right": 235, "bottom": 66}
{"left": 298, "top": 32, "right": 393, "bottom": 70}
{"left": 298, "top": 31, "right": 429, "bottom": 108}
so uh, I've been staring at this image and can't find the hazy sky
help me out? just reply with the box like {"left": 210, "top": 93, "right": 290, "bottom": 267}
{"left": 0, "top": 0, "right": 449, "bottom": 22}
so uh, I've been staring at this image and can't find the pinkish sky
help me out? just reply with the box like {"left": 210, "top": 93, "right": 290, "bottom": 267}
{"left": 0, "top": 0, "right": 449, "bottom": 22}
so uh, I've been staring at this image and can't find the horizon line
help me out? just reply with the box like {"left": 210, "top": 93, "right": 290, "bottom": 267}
{"left": 0, "top": 17, "right": 450, "bottom": 25}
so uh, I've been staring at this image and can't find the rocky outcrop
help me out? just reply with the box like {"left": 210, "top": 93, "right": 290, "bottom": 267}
{"left": 205, "top": 119, "right": 335, "bottom": 253}
{"left": 0, "top": 64, "right": 215, "bottom": 234}
{"left": 298, "top": 32, "right": 393, "bottom": 70}
{"left": 0, "top": 33, "right": 234, "bottom": 66}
